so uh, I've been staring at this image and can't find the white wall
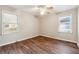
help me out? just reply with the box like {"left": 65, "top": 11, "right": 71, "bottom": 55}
{"left": 0, "top": 8, "right": 2, "bottom": 35}
{"left": 39, "top": 14, "right": 57, "bottom": 36}
{"left": 40, "top": 8, "right": 78, "bottom": 43}
{"left": 78, "top": 7, "right": 79, "bottom": 47}
{"left": 0, "top": 6, "right": 39, "bottom": 46}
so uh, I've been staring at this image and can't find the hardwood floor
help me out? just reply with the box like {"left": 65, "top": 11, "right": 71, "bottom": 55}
{"left": 0, "top": 36, "right": 79, "bottom": 54}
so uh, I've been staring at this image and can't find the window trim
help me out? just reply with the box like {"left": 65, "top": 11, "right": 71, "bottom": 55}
{"left": 2, "top": 13, "right": 18, "bottom": 35}
{"left": 58, "top": 15, "right": 72, "bottom": 33}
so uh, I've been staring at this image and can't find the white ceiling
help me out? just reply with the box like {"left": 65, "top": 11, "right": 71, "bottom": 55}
{"left": 9, "top": 5, "right": 77, "bottom": 16}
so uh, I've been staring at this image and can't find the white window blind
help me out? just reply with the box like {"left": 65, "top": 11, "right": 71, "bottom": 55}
{"left": 59, "top": 16, "right": 72, "bottom": 33}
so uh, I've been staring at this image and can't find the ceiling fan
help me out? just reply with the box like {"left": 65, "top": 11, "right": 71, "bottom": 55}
{"left": 34, "top": 5, "right": 53, "bottom": 15}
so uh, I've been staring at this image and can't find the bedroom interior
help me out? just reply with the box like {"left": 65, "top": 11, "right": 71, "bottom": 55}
{"left": 0, "top": 5, "right": 79, "bottom": 54}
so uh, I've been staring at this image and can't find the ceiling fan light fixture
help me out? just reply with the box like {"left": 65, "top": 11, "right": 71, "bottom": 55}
{"left": 34, "top": 5, "right": 53, "bottom": 16}
{"left": 40, "top": 11, "right": 45, "bottom": 15}
{"left": 40, "top": 8, "right": 46, "bottom": 15}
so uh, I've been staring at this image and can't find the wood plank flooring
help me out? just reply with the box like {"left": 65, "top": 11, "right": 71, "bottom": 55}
{"left": 0, "top": 36, "right": 79, "bottom": 54}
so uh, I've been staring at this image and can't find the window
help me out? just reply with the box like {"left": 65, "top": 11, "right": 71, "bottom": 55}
{"left": 59, "top": 16, "right": 72, "bottom": 33}
{"left": 2, "top": 13, "right": 18, "bottom": 34}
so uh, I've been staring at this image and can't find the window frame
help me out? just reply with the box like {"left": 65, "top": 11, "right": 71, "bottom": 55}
{"left": 58, "top": 15, "right": 72, "bottom": 33}
{"left": 2, "top": 13, "right": 18, "bottom": 35}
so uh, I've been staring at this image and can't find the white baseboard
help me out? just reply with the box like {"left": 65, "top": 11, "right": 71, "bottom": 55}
{"left": 0, "top": 41, "right": 16, "bottom": 47}
{"left": 0, "top": 35, "right": 39, "bottom": 47}
{"left": 41, "top": 35, "right": 77, "bottom": 43}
